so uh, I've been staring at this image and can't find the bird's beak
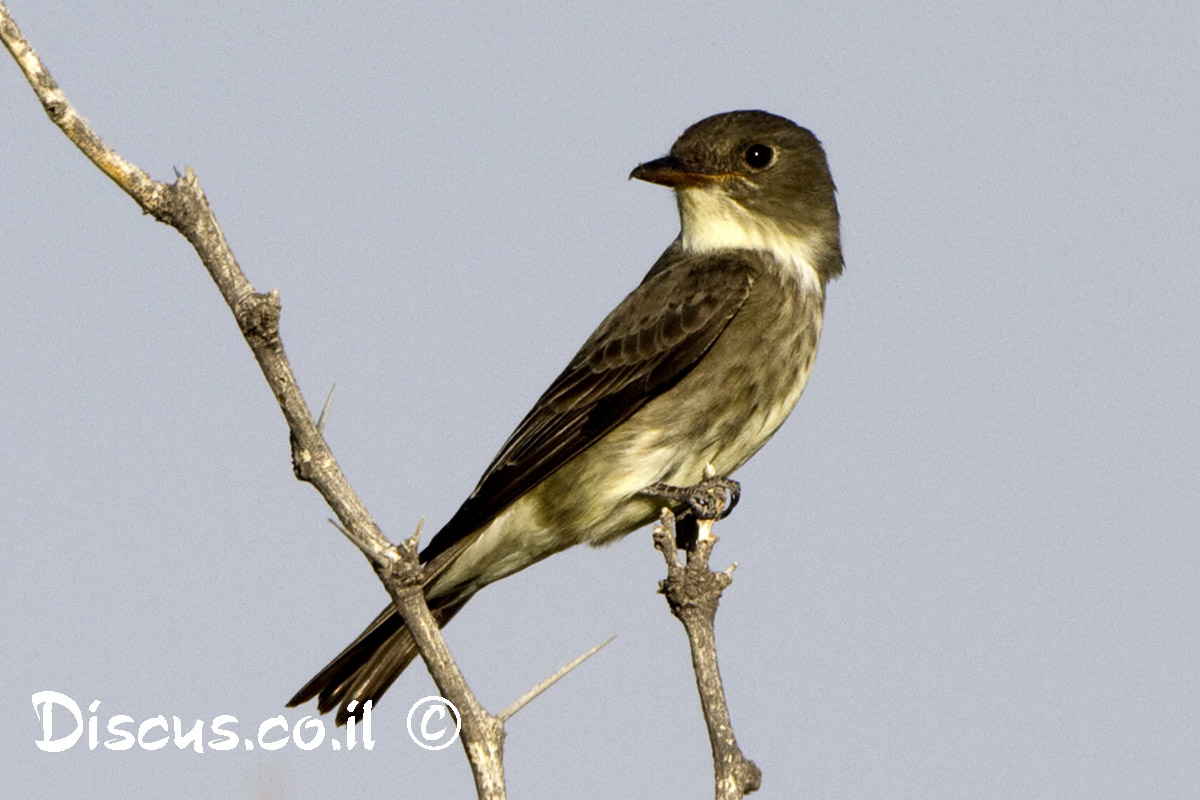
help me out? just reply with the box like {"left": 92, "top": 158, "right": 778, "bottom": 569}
{"left": 629, "top": 155, "right": 728, "bottom": 187}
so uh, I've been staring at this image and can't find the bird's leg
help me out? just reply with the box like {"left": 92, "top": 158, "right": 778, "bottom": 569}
{"left": 643, "top": 474, "right": 741, "bottom": 521}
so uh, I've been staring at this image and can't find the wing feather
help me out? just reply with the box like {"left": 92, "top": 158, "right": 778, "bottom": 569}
{"left": 420, "top": 251, "right": 757, "bottom": 564}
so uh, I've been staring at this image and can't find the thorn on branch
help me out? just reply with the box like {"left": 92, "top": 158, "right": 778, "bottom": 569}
{"left": 316, "top": 384, "right": 336, "bottom": 433}
{"left": 399, "top": 518, "right": 424, "bottom": 561}
{"left": 498, "top": 635, "right": 616, "bottom": 722}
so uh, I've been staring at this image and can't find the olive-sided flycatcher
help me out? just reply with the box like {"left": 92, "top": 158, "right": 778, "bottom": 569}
{"left": 290, "top": 110, "right": 843, "bottom": 723}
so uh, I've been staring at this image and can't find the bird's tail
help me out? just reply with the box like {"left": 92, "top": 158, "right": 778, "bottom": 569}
{"left": 287, "top": 595, "right": 468, "bottom": 726}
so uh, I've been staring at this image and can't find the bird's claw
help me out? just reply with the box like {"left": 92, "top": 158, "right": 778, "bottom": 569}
{"left": 643, "top": 475, "right": 741, "bottom": 520}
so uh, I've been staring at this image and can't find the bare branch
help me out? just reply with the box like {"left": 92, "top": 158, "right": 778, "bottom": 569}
{"left": 1, "top": 5, "right": 506, "bottom": 796}
{"left": 654, "top": 499, "right": 762, "bottom": 799}
{"left": 0, "top": 9, "right": 167, "bottom": 212}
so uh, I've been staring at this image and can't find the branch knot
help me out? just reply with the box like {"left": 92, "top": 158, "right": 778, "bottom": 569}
{"left": 236, "top": 290, "right": 281, "bottom": 342}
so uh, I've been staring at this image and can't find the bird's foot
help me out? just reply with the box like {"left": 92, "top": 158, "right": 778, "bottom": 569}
{"left": 643, "top": 475, "right": 741, "bottom": 521}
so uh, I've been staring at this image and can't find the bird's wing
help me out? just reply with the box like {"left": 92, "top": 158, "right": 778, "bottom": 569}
{"left": 419, "top": 251, "right": 758, "bottom": 565}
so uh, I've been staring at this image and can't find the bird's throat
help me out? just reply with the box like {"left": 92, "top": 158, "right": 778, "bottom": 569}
{"left": 676, "top": 187, "right": 823, "bottom": 296}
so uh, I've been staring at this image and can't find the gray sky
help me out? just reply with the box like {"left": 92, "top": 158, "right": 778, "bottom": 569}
{"left": 3, "top": 1, "right": 1198, "bottom": 797}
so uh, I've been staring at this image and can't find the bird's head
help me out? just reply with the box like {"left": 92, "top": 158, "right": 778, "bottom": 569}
{"left": 631, "top": 110, "right": 843, "bottom": 283}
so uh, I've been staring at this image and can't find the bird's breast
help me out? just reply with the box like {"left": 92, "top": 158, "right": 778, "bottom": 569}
{"left": 567, "top": 264, "right": 824, "bottom": 543}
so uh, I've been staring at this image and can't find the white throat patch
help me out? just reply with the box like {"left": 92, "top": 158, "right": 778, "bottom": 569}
{"left": 677, "top": 186, "right": 823, "bottom": 297}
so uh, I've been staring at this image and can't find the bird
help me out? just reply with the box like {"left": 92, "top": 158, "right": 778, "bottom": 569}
{"left": 289, "top": 110, "right": 843, "bottom": 724}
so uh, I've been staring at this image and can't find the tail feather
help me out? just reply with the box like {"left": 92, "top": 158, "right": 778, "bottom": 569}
{"left": 288, "top": 597, "right": 467, "bottom": 726}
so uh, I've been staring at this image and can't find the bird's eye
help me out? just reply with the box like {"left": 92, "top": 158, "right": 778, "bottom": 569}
{"left": 743, "top": 143, "right": 775, "bottom": 169}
